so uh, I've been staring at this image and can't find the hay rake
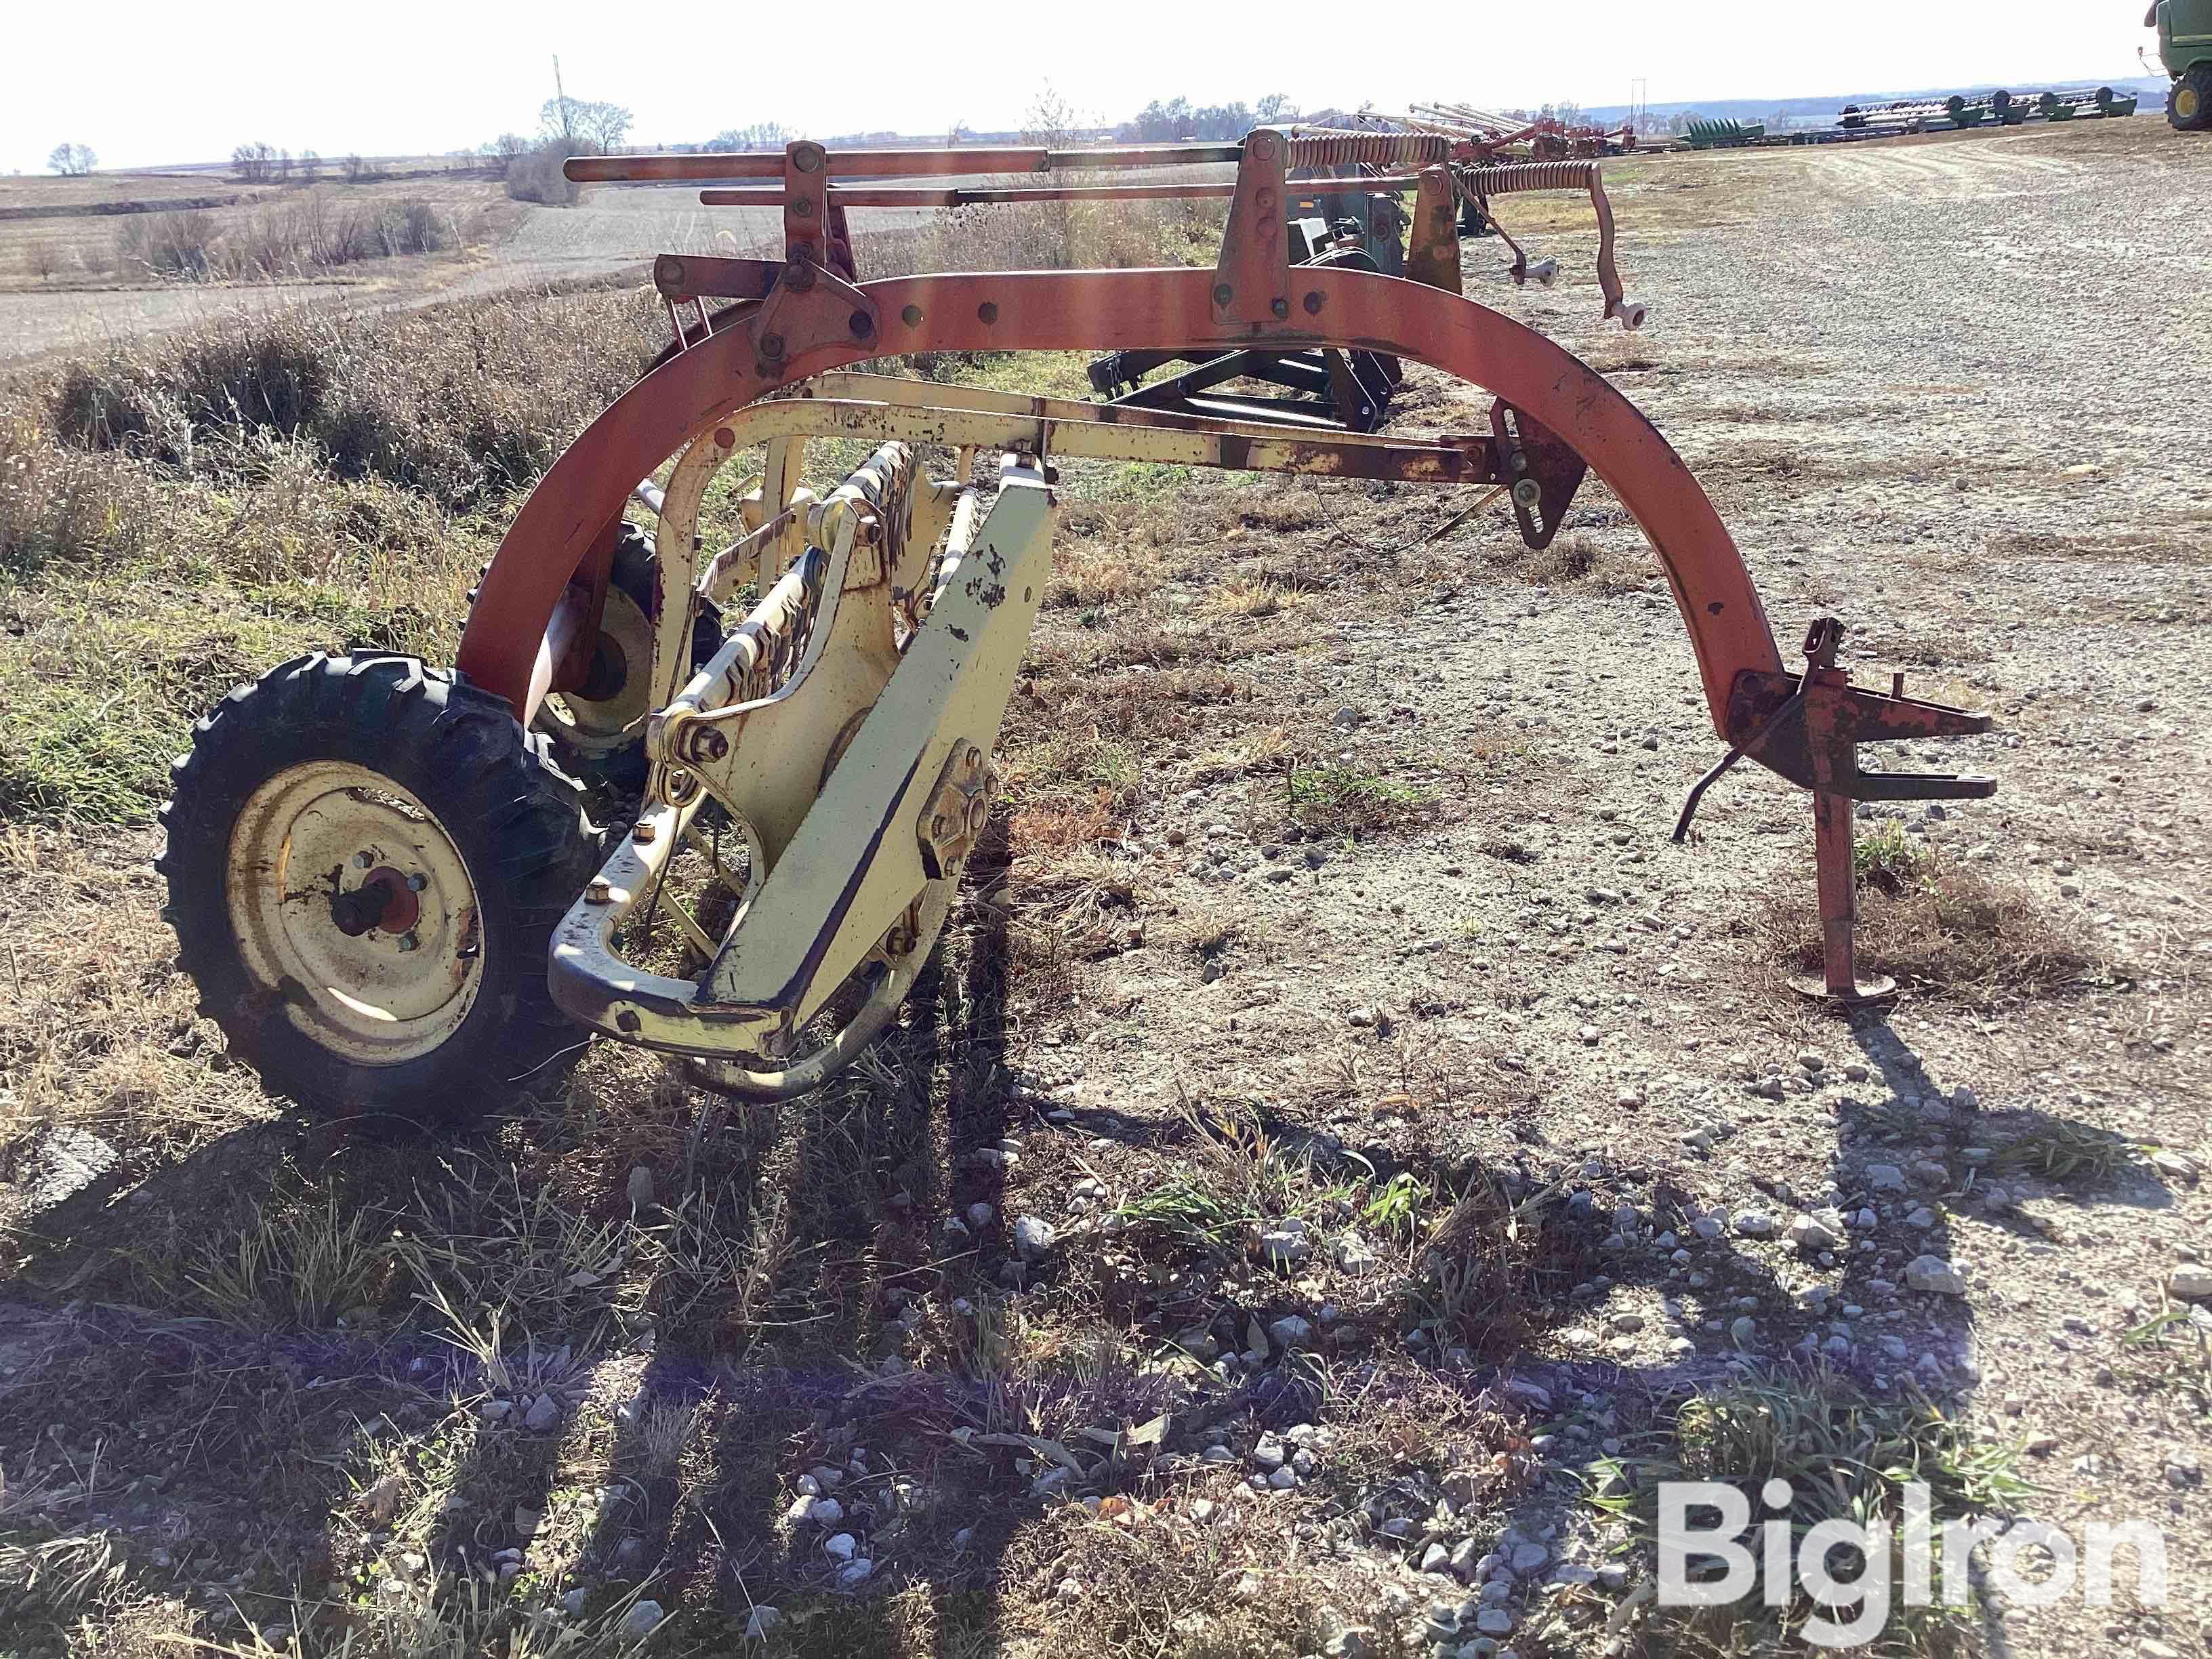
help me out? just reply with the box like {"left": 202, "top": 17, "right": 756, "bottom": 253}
{"left": 158, "top": 129, "right": 1995, "bottom": 1124}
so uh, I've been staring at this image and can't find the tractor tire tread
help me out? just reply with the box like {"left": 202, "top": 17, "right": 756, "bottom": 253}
{"left": 159, "top": 651, "right": 600, "bottom": 1128}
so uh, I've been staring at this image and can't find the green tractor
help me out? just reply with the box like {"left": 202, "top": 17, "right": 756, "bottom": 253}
{"left": 2150, "top": 0, "right": 2212, "bottom": 129}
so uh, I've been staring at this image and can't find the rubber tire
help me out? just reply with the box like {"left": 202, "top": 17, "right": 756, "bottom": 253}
{"left": 158, "top": 653, "right": 601, "bottom": 1127}
{"left": 533, "top": 523, "right": 722, "bottom": 797}
{"left": 2172, "top": 66, "right": 2212, "bottom": 131}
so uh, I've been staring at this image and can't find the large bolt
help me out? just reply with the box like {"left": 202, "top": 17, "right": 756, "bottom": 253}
{"left": 406, "top": 872, "right": 428, "bottom": 892}
{"left": 1271, "top": 297, "right": 1290, "bottom": 319}
{"left": 396, "top": 930, "right": 420, "bottom": 953}
{"left": 633, "top": 820, "right": 658, "bottom": 845}
{"left": 1512, "top": 478, "right": 1543, "bottom": 510}
{"left": 354, "top": 851, "right": 375, "bottom": 869}
{"left": 586, "top": 879, "right": 613, "bottom": 905}
{"left": 1212, "top": 283, "right": 1234, "bottom": 307}
{"left": 758, "top": 331, "right": 785, "bottom": 359}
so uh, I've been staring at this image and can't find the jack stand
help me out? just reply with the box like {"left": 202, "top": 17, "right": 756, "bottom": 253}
{"left": 1678, "top": 617, "right": 1995, "bottom": 1009}
{"left": 1793, "top": 619, "right": 1902, "bottom": 1007}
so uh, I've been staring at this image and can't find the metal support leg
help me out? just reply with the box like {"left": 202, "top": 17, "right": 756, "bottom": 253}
{"left": 1790, "top": 626, "right": 1898, "bottom": 1007}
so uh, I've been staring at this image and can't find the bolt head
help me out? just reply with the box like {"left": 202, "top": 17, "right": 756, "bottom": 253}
{"left": 1212, "top": 283, "right": 1234, "bottom": 308}
{"left": 1513, "top": 478, "right": 1543, "bottom": 509}
{"left": 586, "top": 879, "right": 613, "bottom": 904}
{"left": 354, "top": 851, "right": 375, "bottom": 869}
{"left": 1271, "top": 297, "right": 1290, "bottom": 319}
{"left": 396, "top": 930, "right": 419, "bottom": 953}
{"left": 758, "top": 331, "right": 785, "bottom": 358}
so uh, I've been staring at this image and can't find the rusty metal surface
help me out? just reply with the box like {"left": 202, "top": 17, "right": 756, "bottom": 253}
{"left": 458, "top": 265, "right": 1777, "bottom": 737}
{"left": 567, "top": 144, "right": 1247, "bottom": 184}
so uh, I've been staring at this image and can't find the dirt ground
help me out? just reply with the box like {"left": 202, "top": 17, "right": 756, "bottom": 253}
{"left": 1, "top": 115, "right": 2209, "bottom": 1657}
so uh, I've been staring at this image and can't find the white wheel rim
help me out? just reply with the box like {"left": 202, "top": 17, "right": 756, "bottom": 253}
{"left": 226, "top": 761, "right": 484, "bottom": 1066}
{"left": 537, "top": 584, "right": 654, "bottom": 757}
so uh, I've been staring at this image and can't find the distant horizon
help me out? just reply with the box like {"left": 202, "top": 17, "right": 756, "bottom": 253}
{"left": 2, "top": 0, "right": 2163, "bottom": 176}
{"left": 9, "top": 68, "right": 2171, "bottom": 178}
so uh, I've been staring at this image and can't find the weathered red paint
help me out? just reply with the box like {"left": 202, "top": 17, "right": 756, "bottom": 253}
{"left": 457, "top": 266, "right": 1782, "bottom": 732}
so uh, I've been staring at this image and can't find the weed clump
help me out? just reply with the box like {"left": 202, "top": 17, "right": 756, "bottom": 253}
{"left": 1762, "top": 833, "right": 2104, "bottom": 1006}
{"left": 1593, "top": 1367, "right": 2032, "bottom": 1655}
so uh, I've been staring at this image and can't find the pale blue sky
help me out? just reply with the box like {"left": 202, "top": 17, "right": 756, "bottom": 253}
{"left": 1, "top": 0, "right": 2162, "bottom": 174}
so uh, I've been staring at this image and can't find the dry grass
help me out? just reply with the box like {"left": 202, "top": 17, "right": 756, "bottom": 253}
{"left": 1591, "top": 1366, "right": 2033, "bottom": 1657}
{"left": 1760, "top": 848, "right": 2107, "bottom": 1007}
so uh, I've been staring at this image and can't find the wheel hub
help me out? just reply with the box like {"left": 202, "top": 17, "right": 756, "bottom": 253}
{"left": 539, "top": 585, "right": 654, "bottom": 757}
{"left": 226, "top": 762, "right": 483, "bottom": 1065}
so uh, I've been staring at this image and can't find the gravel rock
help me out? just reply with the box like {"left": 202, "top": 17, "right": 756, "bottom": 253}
{"left": 2170, "top": 1265, "right": 2212, "bottom": 1300}
{"left": 1261, "top": 1218, "right": 1312, "bottom": 1267}
{"left": 1734, "top": 1211, "right": 1776, "bottom": 1238}
{"left": 1788, "top": 1210, "right": 1843, "bottom": 1250}
{"left": 1013, "top": 1216, "right": 1057, "bottom": 1262}
{"left": 823, "top": 1532, "right": 858, "bottom": 1561}
{"left": 1269, "top": 1313, "right": 1316, "bottom": 1350}
{"left": 744, "top": 1606, "right": 782, "bottom": 1639}
{"left": 620, "top": 1601, "right": 664, "bottom": 1638}
{"left": 524, "top": 1395, "right": 562, "bottom": 1433}
{"left": 1906, "top": 1254, "right": 1967, "bottom": 1295}
{"left": 1475, "top": 1607, "right": 1515, "bottom": 1635}
{"left": 806, "top": 1498, "right": 844, "bottom": 1525}
{"left": 1865, "top": 1164, "right": 1906, "bottom": 1191}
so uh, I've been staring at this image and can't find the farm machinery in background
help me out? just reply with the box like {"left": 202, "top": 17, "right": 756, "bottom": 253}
{"left": 1839, "top": 85, "right": 2138, "bottom": 131}
{"left": 2148, "top": 0, "right": 2212, "bottom": 129}
{"left": 1689, "top": 83, "right": 2142, "bottom": 150}
{"left": 156, "top": 127, "right": 1994, "bottom": 1127}
{"left": 1087, "top": 120, "right": 1644, "bottom": 432}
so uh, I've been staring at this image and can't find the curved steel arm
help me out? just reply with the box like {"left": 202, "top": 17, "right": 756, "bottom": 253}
{"left": 459, "top": 266, "right": 1782, "bottom": 735}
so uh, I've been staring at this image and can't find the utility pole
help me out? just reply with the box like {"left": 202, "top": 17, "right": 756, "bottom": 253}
{"left": 552, "top": 54, "right": 573, "bottom": 142}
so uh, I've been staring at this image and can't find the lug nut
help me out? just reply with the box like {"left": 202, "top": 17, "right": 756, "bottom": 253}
{"left": 586, "top": 878, "right": 613, "bottom": 904}
{"left": 634, "top": 820, "right": 658, "bottom": 844}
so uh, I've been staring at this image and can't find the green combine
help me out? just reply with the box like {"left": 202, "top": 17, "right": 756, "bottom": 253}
{"left": 2150, "top": 0, "right": 2212, "bottom": 129}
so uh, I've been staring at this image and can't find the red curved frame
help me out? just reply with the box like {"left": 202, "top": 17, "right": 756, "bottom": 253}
{"left": 457, "top": 266, "right": 1783, "bottom": 735}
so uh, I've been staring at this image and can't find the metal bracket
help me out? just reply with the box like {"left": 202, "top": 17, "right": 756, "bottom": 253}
{"left": 1490, "top": 400, "right": 1587, "bottom": 551}
{"left": 1212, "top": 128, "right": 1292, "bottom": 329}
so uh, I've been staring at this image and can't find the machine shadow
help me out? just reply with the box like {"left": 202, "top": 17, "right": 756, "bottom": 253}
{"left": 531, "top": 814, "right": 1033, "bottom": 1642}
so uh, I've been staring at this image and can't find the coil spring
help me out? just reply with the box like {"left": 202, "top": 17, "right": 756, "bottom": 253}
{"left": 1462, "top": 161, "right": 1600, "bottom": 198}
{"left": 1285, "top": 131, "right": 1449, "bottom": 170}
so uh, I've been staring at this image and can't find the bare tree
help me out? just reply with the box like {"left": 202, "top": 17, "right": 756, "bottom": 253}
{"left": 1255, "top": 92, "right": 1297, "bottom": 124}
{"left": 342, "top": 153, "right": 370, "bottom": 183}
{"left": 299, "top": 150, "right": 321, "bottom": 182}
{"left": 539, "top": 96, "right": 632, "bottom": 154}
{"left": 480, "top": 133, "right": 532, "bottom": 176}
{"left": 231, "top": 142, "right": 279, "bottom": 183}
{"left": 24, "top": 239, "right": 61, "bottom": 279}
{"left": 47, "top": 142, "right": 98, "bottom": 176}
{"left": 709, "top": 122, "right": 793, "bottom": 152}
